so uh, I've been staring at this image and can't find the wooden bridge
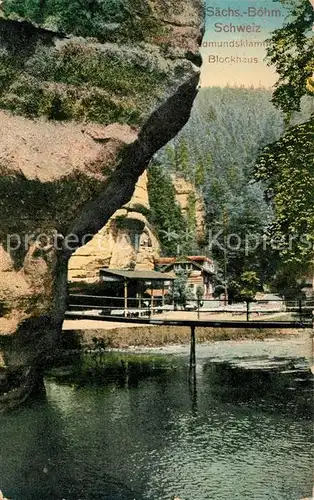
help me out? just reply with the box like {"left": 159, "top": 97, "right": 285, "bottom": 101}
{"left": 65, "top": 309, "right": 311, "bottom": 330}
{"left": 65, "top": 294, "right": 313, "bottom": 370}
{"left": 66, "top": 294, "right": 313, "bottom": 329}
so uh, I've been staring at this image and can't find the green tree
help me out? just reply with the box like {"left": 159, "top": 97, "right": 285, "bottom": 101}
{"left": 195, "top": 285, "right": 204, "bottom": 302}
{"left": 186, "top": 191, "right": 197, "bottom": 238}
{"left": 194, "top": 161, "right": 205, "bottom": 189}
{"left": 254, "top": 119, "right": 314, "bottom": 272}
{"left": 176, "top": 138, "right": 190, "bottom": 179}
{"left": 147, "top": 163, "right": 187, "bottom": 256}
{"left": 230, "top": 271, "right": 260, "bottom": 302}
{"left": 270, "top": 267, "right": 307, "bottom": 300}
{"left": 255, "top": 0, "right": 314, "bottom": 280}
{"left": 168, "top": 270, "right": 194, "bottom": 309}
{"left": 265, "top": 0, "right": 314, "bottom": 114}
{"left": 155, "top": 86, "right": 284, "bottom": 286}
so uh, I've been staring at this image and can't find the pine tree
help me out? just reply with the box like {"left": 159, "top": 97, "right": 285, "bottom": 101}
{"left": 147, "top": 163, "right": 187, "bottom": 256}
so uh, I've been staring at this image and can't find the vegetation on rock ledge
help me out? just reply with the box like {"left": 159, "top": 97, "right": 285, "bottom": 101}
{"left": 0, "top": 38, "right": 168, "bottom": 124}
{"left": 3, "top": 0, "right": 167, "bottom": 44}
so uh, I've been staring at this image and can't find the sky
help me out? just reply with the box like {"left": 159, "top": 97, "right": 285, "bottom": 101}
{"left": 200, "top": 0, "right": 289, "bottom": 88}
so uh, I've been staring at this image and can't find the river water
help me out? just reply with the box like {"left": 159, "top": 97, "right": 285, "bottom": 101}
{"left": 0, "top": 335, "right": 313, "bottom": 500}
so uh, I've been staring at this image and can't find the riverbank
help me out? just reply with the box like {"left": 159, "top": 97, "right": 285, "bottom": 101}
{"left": 62, "top": 318, "right": 311, "bottom": 349}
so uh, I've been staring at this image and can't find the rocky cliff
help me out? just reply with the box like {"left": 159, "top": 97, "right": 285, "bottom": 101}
{"left": 173, "top": 175, "right": 206, "bottom": 241}
{"left": 68, "top": 171, "right": 160, "bottom": 282}
{"left": 68, "top": 172, "right": 206, "bottom": 283}
{"left": 0, "top": 0, "right": 203, "bottom": 408}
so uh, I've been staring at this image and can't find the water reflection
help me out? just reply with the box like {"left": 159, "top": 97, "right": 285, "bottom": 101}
{"left": 0, "top": 401, "right": 82, "bottom": 499}
{"left": 0, "top": 348, "right": 313, "bottom": 500}
{"left": 201, "top": 359, "right": 313, "bottom": 418}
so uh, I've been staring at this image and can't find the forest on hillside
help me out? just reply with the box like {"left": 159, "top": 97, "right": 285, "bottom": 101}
{"left": 148, "top": 86, "right": 313, "bottom": 299}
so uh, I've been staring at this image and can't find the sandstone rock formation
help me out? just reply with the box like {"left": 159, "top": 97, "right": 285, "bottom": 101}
{"left": 0, "top": 0, "right": 204, "bottom": 408}
{"left": 68, "top": 171, "right": 160, "bottom": 282}
{"left": 173, "top": 175, "right": 206, "bottom": 241}
{"left": 68, "top": 171, "right": 206, "bottom": 284}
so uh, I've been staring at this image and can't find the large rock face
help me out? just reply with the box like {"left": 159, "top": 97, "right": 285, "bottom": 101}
{"left": 173, "top": 175, "right": 206, "bottom": 241}
{"left": 0, "top": 0, "right": 203, "bottom": 408}
{"left": 67, "top": 171, "right": 207, "bottom": 284}
{"left": 68, "top": 171, "right": 161, "bottom": 282}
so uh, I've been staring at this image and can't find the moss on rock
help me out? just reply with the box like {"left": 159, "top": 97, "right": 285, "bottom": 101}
{"left": 3, "top": 0, "right": 167, "bottom": 45}
{"left": 0, "top": 38, "right": 169, "bottom": 123}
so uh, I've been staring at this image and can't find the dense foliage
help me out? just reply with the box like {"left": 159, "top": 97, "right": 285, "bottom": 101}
{"left": 229, "top": 271, "right": 261, "bottom": 302}
{"left": 151, "top": 0, "right": 314, "bottom": 296}
{"left": 255, "top": 115, "right": 314, "bottom": 272}
{"left": 265, "top": 0, "right": 314, "bottom": 114}
{"left": 254, "top": 0, "right": 314, "bottom": 287}
{"left": 147, "top": 163, "right": 188, "bottom": 256}
{"left": 151, "top": 0, "right": 313, "bottom": 296}
{"left": 154, "top": 87, "right": 284, "bottom": 289}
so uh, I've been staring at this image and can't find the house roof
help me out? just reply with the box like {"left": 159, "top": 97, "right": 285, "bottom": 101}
{"left": 100, "top": 268, "right": 175, "bottom": 281}
{"left": 155, "top": 255, "right": 214, "bottom": 265}
{"left": 167, "top": 260, "right": 204, "bottom": 272}
{"left": 187, "top": 256, "right": 213, "bottom": 263}
{"left": 158, "top": 259, "right": 214, "bottom": 275}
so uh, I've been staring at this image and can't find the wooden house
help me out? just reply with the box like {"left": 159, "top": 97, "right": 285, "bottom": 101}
{"left": 155, "top": 256, "right": 215, "bottom": 298}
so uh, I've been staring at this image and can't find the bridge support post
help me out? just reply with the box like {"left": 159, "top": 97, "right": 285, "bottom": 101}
{"left": 190, "top": 325, "right": 196, "bottom": 368}
{"left": 299, "top": 299, "right": 302, "bottom": 322}
{"left": 246, "top": 300, "right": 250, "bottom": 322}
{"left": 138, "top": 292, "right": 142, "bottom": 316}
{"left": 124, "top": 279, "right": 128, "bottom": 318}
